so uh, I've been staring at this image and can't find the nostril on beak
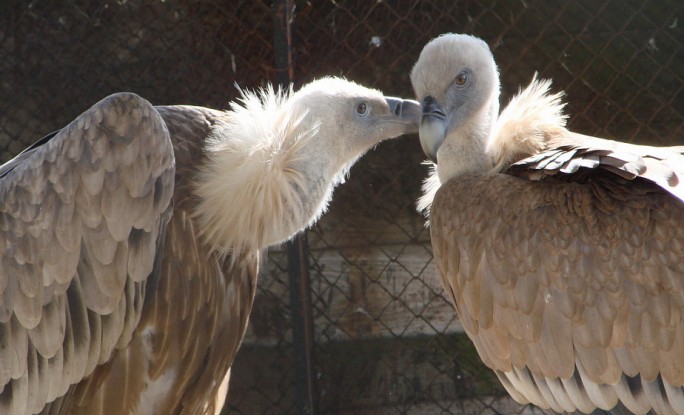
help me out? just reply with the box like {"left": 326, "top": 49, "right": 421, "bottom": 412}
{"left": 423, "top": 96, "right": 435, "bottom": 106}
{"left": 422, "top": 95, "right": 446, "bottom": 119}
{"left": 394, "top": 102, "right": 402, "bottom": 116}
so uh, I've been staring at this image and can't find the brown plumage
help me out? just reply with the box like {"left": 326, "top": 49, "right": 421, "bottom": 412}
{"left": 411, "top": 33, "right": 684, "bottom": 414}
{"left": 0, "top": 78, "right": 420, "bottom": 414}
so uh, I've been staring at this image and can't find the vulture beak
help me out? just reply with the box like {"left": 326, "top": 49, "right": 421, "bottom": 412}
{"left": 419, "top": 95, "right": 447, "bottom": 163}
{"left": 385, "top": 97, "right": 422, "bottom": 133}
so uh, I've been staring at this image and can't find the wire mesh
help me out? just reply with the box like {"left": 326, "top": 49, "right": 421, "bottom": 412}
{"left": 1, "top": 0, "right": 682, "bottom": 414}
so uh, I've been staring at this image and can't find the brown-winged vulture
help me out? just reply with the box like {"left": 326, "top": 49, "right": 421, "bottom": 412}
{"left": 410, "top": 33, "right": 684, "bottom": 415}
{"left": 0, "top": 77, "right": 420, "bottom": 414}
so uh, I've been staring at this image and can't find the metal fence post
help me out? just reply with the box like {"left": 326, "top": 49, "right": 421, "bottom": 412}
{"left": 272, "top": 1, "right": 319, "bottom": 414}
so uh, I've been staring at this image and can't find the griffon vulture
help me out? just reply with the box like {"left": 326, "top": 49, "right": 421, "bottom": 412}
{"left": 0, "top": 77, "right": 420, "bottom": 415}
{"left": 411, "top": 33, "right": 684, "bottom": 414}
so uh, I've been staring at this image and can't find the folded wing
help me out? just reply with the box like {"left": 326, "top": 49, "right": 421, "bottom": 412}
{"left": 509, "top": 132, "right": 684, "bottom": 203}
{"left": 431, "top": 137, "right": 684, "bottom": 414}
{"left": 0, "top": 92, "right": 175, "bottom": 414}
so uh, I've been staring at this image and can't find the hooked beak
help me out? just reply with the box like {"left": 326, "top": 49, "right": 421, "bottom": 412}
{"left": 385, "top": 97, "right": 422, "bottom": 134}
{"left": 419, "top": 95, "right": 447, "bottom": 163}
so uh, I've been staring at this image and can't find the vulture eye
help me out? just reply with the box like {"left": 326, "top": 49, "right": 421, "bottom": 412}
{"left": 454, "top": 71, "right": 469, "bottom": 86}
{"left": 356, "top": 102, "right": 369, "bottom": 116}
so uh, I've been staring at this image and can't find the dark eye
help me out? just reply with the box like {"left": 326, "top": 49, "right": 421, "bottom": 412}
{"left": 454, "top": 71, "right": 468, "bottom": 86}
{"left": 356, "top": 102, "right": 369, "bottom": 116}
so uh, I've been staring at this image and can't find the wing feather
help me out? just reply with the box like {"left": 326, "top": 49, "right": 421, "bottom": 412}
{"left": 511, "top": 132, "right": 684, "bottom": 204}
{"left": 559, "top": 373, "right": 595, "bottom": 413}
{"left": 664, "top": 381, "right": 684, "bottom": 414}
{"left": 431, "top": 171, "right": 684, "bottom": 413}
{"left": 64, "top": 275, "right": 90, "bottom": 382}
{"left": 27, "top": 293, "right": 66, "bottom": 359}
{"left": 0, "top": 92, "right": 175, "bottom": 413}
{"left": 47, "top": 104, "right": 265, "bottom": 414}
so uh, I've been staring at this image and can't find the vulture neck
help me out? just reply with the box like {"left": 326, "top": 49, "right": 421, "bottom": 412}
{"left": 193, "top": 99, "right": 344, "bottom": 256}
{"left": 436, "top": 102, "right": 499, "bottom": 184}
{"left": 439, "top": 77, "right": 569, "bottom": 184}
{"left": 420, "top": 77, "right": 568, "bottom": 215}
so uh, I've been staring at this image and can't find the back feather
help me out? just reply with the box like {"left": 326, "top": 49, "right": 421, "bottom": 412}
{"left": 487, "top": 75, "right": 568, "bottom": 173}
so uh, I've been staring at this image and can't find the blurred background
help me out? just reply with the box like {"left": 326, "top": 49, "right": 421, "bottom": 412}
{"left": 1, "top": 1, "right": 681, "bottom": 414}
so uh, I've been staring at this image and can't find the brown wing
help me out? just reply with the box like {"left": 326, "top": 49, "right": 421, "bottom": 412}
{"left": 509, "top": 132, "right": 684, "bottom": 203}
{"left": 152, "top": 106, "right": 258, "bottom": 413}
{"left": 42, "top": 105, "right": 259, "bottom": 415}
{"left": 430, "top": 170, "right": 684, "bottom": 414}
{"left": 0, "top": 92, "right": 175, "bottom": 414}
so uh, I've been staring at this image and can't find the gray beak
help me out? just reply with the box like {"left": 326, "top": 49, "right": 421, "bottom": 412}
{"left": 419, "top": 95, "right": 447, "bottom": 163}
{"left": 385, "top": 97, "right": 421, "bottom": 134}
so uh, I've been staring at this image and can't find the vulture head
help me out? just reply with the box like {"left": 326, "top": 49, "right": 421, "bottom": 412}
{"left": 410, "top": 34, "right": 501, "bottom": 181}
{"left": 194, "top": 77, "right": 421, "bottom": 254}
{"left": 410, "top": 33, "right": 567, "bottom": 212}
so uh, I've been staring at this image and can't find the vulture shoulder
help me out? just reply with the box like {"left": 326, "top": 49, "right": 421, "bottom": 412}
{"left": 430, "top": 144, "right": 684, "bottom": 414}
{"left": 46, "top": 104, "right": 255, "bottom": 415}
{"left": 0, "top": 92, "right": 175, "bottom": 414}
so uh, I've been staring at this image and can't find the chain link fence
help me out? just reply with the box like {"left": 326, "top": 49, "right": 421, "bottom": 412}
{"left": 1, "top": 0, "right": 682, "bottom": 414}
